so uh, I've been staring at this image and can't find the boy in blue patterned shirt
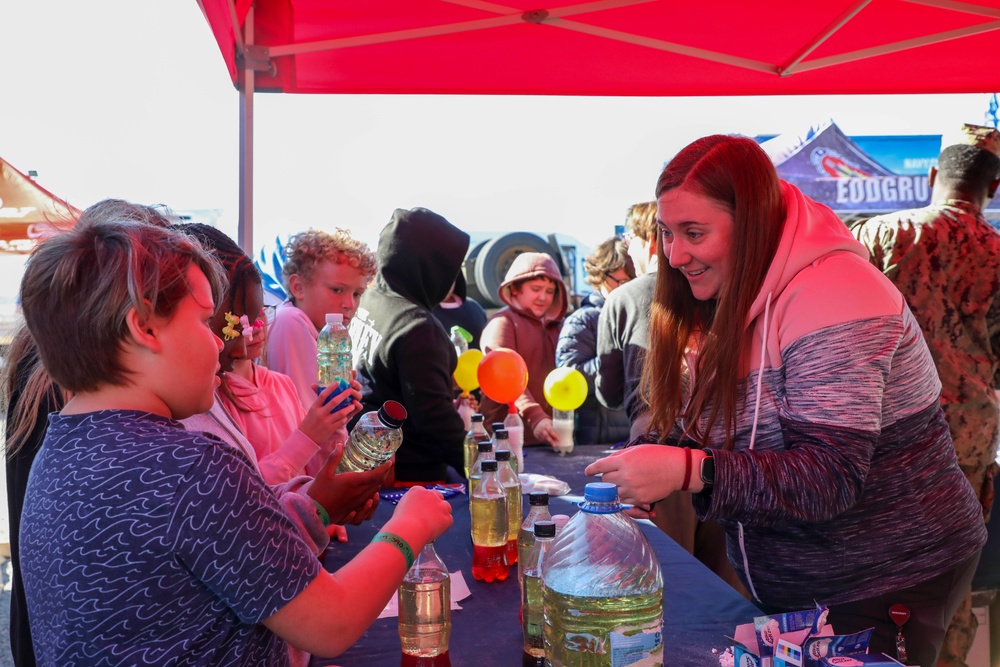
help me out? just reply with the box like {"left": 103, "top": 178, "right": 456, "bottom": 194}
{"left": 18, "top": 202, "right": 452, "bottom": 666}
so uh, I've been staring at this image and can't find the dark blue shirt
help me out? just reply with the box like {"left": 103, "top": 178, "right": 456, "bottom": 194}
{"left": 21, "top": 410, "right": 321, "bottom": 666}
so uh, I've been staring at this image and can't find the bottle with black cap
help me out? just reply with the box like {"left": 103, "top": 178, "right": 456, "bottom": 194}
{"left": 521, "top": 520, "right": 556, "bottom": 667}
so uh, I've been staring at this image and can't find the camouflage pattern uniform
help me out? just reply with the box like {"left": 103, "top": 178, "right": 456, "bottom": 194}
{"left": 852, "top": 199, "right": 1000, "bottom": 667}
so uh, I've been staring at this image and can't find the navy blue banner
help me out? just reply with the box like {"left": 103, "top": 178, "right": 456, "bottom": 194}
{"left": 760, "top": 121, "right": 998, "bottom": 215}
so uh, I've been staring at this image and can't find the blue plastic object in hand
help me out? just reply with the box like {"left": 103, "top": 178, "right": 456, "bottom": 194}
{"left": 318, "top": 378, "right": 353, "bottom": 412}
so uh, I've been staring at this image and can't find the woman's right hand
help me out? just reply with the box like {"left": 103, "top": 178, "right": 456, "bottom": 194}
{"left": 391, "top": 486, "right": 454, "bottom": 545}
{"left": 299, "top": 382, "right": 361, "bottom": 445}
{"left": 584, "top": 444, "right": 689, "bottom": 505}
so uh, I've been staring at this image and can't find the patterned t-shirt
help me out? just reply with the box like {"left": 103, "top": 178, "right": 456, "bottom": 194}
{"left": 21, "top": 410, "right": 322, "bottom": 666}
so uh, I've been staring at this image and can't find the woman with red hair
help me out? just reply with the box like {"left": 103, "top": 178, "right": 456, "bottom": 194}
{"left": 586, "top": 135, "right": 984, "bottom": 665}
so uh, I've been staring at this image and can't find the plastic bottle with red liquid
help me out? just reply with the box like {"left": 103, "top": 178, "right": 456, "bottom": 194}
{"left": 401, "top": 653, "right": 452, "bottom": 667}
{"left": 470, "top": 460, "right": 509, "bottom": 582}
{"left": 494, "top": 448, "right": 522, "bottom": 566}
{"left": 462, "top": 413, "right": 488, "bottom": 480}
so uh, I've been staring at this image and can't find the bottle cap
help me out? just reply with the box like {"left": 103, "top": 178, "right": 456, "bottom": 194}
{"left": 481, "top": 460, "right": 498, "bottom": 472}
{"left": 533, "top": 520, "right": 556, "bottom": 538}
{"left": 529, "top": 491, "right": 549, "bottom": 506}
{"left": 377, "top": 400, "right": 407, "bottom": 428}
{"left": 495, "top": 429, "right": 509, "bottom": 441}
{"left": 579, "top": 482, "right": 625, "bottom": 514}
{"left": 477, "top": 440, "right": 493, "bottom": 452}
{"left": 491, "top": 422, "right": 505, "bottom": 432}
{"left": 325, "top": 313, "right": 344, "bottom": 325}
{"left": 551, "top": 514, "right": 570, "bottom": 532}
{"left": 584, "top": 482, "right": 618, "bottom": 503}
{"left": 471, "top": 413, "right": 484, "bottom": 422}
{"left": 450, "top": 325, "right": 473, "bottom": 343}
{"left": 495, "top": 449, "right": 511, "bottom": 461}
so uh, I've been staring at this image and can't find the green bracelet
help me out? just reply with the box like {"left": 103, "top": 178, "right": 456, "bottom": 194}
{"left": 312, "top": 500, "right": 331, "bottom": 528}
{"left": 372, "top": 531, "right": 415, "bottom": 570}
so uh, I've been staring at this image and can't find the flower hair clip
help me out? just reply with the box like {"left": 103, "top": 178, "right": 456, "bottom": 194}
{"left": 222, "top": 312, "right": 241, "bottom": 341}
{"left": 240, "top": 314, "right": 254, "bottom": 343}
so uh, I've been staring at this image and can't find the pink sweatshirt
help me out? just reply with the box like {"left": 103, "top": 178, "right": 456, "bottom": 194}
{"left": 218, "top": 364, "right": 346, "bottom": 484}
{"left": 267, "top": 302, "right": 320, "bottom": 411}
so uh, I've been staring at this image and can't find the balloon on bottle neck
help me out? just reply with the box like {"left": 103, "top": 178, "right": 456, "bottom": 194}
{"left": 542, "top": 367, "right": 588, "bottom": 411}
{"left": 454, "top": 349, "right": 484, "bottom": 395}
{"left": 477, "top": 348, "right": 528, "bottom": 404}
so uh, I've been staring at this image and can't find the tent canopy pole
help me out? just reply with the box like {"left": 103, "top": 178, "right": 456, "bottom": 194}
{"left": 238, "top": 5, "right": 255, "bottom": 255}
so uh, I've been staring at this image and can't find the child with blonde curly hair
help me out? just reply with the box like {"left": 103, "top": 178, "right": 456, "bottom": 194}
{"left": 268, "top": 229, "right": 377, "bottom": 410}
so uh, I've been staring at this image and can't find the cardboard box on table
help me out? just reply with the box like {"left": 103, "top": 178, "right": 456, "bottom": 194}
{"left": 726, "top": 606, "right": 901, "bottom": 667}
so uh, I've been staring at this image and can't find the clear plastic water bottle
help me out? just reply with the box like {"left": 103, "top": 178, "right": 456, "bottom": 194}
{"left": 522, "top": 520, "right": 556, "bottom": 667}
{"left": 317, "top": 312, "right": 353, "bottom": 412}
{"left": 470, "top": 460, "right": 509, "bottom": 582}
{"left": 463, "top": 414, "right": 488, "bottom": 480}
{"left": 518, "top": 492, "right": 553, "bottom": 581}
{"left": 494, "top": 449, "right": 522, "bottom": 566}
{"left": 504, "top": 408, "right": 525, "bottom": 471}
{"left": 398, "top": 541, "right": 451, "bottom": 659}
{"left": 467, "top": 440, "right": 494, "bottom": 489}
{"left": 449, "top": 325, "right": 470, "bottom": 357}
{"left": 335, "top": 400, "right": 407, "bottom": 473}
{"left": 493, "top": 429, "right": 518, "bottom": 475}
{"left": 552, "top": 408, "right": 575, "bottom": 455}
{"left": 490, "top": 422, "right": 505, "bottom": 450}
{"left": 541, "top": 482, "right": 663, "bottom": 667}
{"left": 456, "top": 395, "right": 474, "bottom": 432}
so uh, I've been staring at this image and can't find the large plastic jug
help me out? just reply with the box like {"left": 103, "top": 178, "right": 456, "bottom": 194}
{"left": 540, "top": 482, "right": 663, "bottom": 667}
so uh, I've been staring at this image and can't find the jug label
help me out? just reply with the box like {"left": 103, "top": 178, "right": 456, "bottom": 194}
{"left": 609, "top": 626, "right": 662, "bottom": 667}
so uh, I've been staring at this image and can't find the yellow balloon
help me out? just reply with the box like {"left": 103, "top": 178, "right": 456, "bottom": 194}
{"left": 543, "top": 367, "right": 588, "bottom": 411}
{"left": 454, "top": 349, "right": 484, "bottom": 394}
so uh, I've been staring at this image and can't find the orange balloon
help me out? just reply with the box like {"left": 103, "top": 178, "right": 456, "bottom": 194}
{"left": 477, "top": 348, "right": 529, "bottom": 405}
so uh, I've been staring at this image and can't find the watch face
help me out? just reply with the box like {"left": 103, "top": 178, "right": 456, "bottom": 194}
{"left": 701, "top": 453, "right": 715, "bottom": 486}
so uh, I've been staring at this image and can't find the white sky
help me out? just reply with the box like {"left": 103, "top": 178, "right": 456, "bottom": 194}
{"left": 1, "top": 1, "right": 995, "bottom": 257}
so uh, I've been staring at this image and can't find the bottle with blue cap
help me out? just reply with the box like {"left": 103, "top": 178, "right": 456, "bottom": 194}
{"left": 317, "top": 312, "right": 353, "bottom": 412}
{"left": 540, "top": 482, "right": 663, "bottom": 667}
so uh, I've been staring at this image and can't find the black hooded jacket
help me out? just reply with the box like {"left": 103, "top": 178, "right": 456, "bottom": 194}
{"left": 350, "top": 208, "right": 470, "bottom": 481}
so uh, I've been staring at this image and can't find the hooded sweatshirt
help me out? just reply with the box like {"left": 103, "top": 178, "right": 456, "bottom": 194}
{"left": 350, "top": 208, "right": 470, "bottom": 482}
{"left": 685, "top": 182, "right": 985, "bottom": 608}
{"left": 479, "top": 252, "right": 567, "bottom": 444}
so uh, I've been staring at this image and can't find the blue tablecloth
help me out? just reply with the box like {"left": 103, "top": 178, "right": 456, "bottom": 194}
{"left": 314, "top": 443, "right": 761, "bottom": 666}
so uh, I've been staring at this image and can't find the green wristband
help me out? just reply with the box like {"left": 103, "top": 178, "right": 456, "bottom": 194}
{"left": 312, "top": 500, "right": 331, "bottom": 528}
{"left": 372, "top": 531, "right": 415, "bottom": 570}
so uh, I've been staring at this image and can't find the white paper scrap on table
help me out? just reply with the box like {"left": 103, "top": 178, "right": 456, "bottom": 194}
{"left": 377, "top": 570, "right": 473, "bottom": 619}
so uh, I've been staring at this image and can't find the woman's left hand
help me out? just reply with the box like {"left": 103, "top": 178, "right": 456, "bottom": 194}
{"left": 584, "top": 444, "right": 687, "bottom": 505}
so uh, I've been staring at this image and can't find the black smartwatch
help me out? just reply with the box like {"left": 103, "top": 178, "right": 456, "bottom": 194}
{"left": 700, "top": 449, "right": 715, "bottom": 488}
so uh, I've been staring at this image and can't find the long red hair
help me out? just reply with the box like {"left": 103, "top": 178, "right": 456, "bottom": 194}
{"left": 641, "top": 135, "right": 785, "bottom": 449}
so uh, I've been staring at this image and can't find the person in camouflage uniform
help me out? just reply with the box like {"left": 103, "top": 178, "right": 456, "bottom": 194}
{"left": 851, "top": 123, "right": 1000, "bottom": 667}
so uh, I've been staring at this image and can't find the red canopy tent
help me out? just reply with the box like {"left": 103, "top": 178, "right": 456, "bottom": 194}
{"left": 196, "top": 0, "right": 1000, "bottom": 250}
{"left": 0, "top": 157, "right": 80, "bottom": 254}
